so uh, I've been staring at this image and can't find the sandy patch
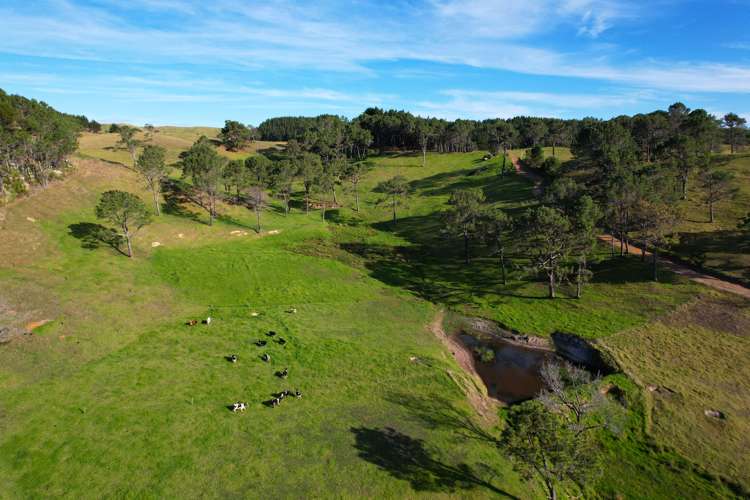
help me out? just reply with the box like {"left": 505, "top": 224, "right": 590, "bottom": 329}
{"left": 25, "top": 319, "right": 52, "bottom": 333}
{"left": 26, "top": 216, "right": 37, "bottom": 223}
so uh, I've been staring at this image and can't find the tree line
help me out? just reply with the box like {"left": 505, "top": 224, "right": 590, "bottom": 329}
{"left": 258, "top": 106, "right": 749, "bottom": 159}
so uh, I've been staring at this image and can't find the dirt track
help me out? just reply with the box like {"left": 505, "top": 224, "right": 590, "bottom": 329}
{"left": 599, "top": 234, "right": 750, "bottom": 299}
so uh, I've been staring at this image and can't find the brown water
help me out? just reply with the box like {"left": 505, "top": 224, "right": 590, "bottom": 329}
{"left": 458, "top": 334, "right": 557, "bottom": 404}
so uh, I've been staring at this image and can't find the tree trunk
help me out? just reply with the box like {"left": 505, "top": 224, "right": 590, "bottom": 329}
{"left": 545, "top": 479, "right": 557, "bottom": 500}
{"left": 576, "top": 259, "right": 583, "bottom": 299}
{"left": 123, "top": 227, "right": 133, "bottom": 258}
{"left": 619, "top": 232, "right": 624, "bottom": 256}
{"left": 305, "top": 190, "right": 310, "bottom": 215}
{"left": 652, "top": 247, "right": 659, "bottom": 281}
{"left": 463, "top": 232, "right": 469, "bottom": 265}
{"left": 681, "top": 176, "right": 688, "bottom": 200}
{"left": 152, "top": 187, "right": 161, "bottom": 216}
{"left": 548, "top": 270, "right": 556, "bottom": 299}
{"left": 321, "top": 202, "right": 326, "bottom": 221}
{"left": 392, "top": 196, "right": 397, "bottom": 223}
{"left": 256, "top": 208, "right": 261, "bottom": 232}
{"left": 552, "top": 143, "right": 556, "bottom": 157}
{"left": 641, "top": 244, "right": 647, "bottom": 262}
{"left": 332, "top": 185, "right": 338, "bottom": 205}
{"left": 709, "top": 201, "right": 715, "bottom": 223}
{"left": 208, "top": 196, "right": 214, "bottom": 226}
{"left": 610, "top": 233, "right": 615, "bottom": 257}
{"left": 500, "top": 247, "right": 507, "bottom": 285}
{"left": 422, "top": 144, "right": 427, "bottom": 167}
{"left": 354, "top": 185, "right": 360, "bottom": 212}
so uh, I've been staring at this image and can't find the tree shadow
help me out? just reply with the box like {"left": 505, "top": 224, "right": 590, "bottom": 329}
{"left": 350, "top": 426, "right": 516, "bottom": 497}
{"left": 385, "top": 392, "right": 501, "bottom": 446}
{"left": 161, "top": 179, "right": 202, "bottom": 222}
{"left": 68, "top": 222, "right": 127, "bottom": 255}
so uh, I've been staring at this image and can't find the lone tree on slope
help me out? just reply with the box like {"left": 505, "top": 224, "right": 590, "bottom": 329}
{"left": 699, "top": 168, "right": 738, "bottom": 223}
{"left": 375, "top": 175, "right": 410, "bottom": 224}
{"left": 115, "top": 125, "right": 141, "bottom": 167}
{"left": 180, "top": 137, "right": 226, "bottom": 226}
{"left": 518, "top": 206, "right": 572, "bottom": 299}
{"left": 135, "top": 144, "right": 169, "bottom": 216}
{"left": 443, "top": 188, "right": 487, "bottom": 265}
{"left": 95, "top": 190, "right": 152, "bottom": 258}
{"left": 722, "top": 113, "right": 747, "bottom": 154}
{"left": 219, "top": 120, "right": 254, "bottom": 151}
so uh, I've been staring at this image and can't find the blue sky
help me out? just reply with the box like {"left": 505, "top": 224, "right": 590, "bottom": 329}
{"left": 1, "top": 0, "right": 749, "bottom": 126}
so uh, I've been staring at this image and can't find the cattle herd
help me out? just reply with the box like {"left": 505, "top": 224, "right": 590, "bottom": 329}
{"left": 187, "top": 316, "right": 302, "bottom": 413}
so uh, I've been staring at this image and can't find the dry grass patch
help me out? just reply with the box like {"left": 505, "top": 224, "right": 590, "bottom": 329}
{"left": 602, "top": 293, "right": 750, "bottom": 489}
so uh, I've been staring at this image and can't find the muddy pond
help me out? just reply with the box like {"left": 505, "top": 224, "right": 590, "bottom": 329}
{"left": 458, "top": 334, "right": 558, "bottom": 404}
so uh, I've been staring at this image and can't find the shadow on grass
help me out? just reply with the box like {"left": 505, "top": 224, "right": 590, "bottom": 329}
{"left": 386, "top": 392, "right": 501, "bottom": 446}
{"left": 68, "top": 222, "right": 127, "bottom": 256}
{"left": 162, "top": 179, "right": 203, "bottom": 223}
{"left": 351, "top": 426, "right": 516, "bottom": 497}
{"left": 671, "top": 230, "right": 750, "bottom": 283}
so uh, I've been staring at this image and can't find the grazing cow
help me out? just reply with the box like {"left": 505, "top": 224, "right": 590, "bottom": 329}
{"left": 256, "top": 340, "right": 267, "bottom": 347}
{"left": 277, "top": 338, "right": 287, "bottom": 345}
{"left": 186, "top": 320, "right": 198, "bottom": 326}
{"left": 287, "top": 308, "right": 297, "bottom": 314}
{"left": 295, "top": 390, "right": 302, "bottom": 398}
{"left": 232, "top": 402, "right": 247, "bottom": 412}
{"left": 229, "top": 355, "right": 238, "bottom": 363}
{"left": 261, "top": 353, "right": 271, "bottom": 362}
{"left": 271, "top": 398, "right": 280, "bottom": 407}
{"left": 267, "top": 331, "right": 276, "bottom": 337}
{"left": 278, "top": 368, "right": 288, "bottom": 379}
{"left": 202, "top": 316, "right": 212, "bottom": 325}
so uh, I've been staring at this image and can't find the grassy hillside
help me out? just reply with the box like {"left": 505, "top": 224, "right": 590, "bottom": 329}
{"left": 0, "top": 147, "right": 745, "bottom": 498}
{"left": 78, "top": 127, "right": 284, "bottom": 166}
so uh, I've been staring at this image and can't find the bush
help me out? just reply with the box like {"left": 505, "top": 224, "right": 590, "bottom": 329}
{"left": 522, "top": 145, "right": 545, "bottom": 170}
{"left": 473, "top": 345, "right": 495, "bottom": 363}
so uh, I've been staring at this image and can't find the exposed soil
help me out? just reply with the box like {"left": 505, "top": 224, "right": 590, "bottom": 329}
{"left": 25, "top": 319, "right": 52, "bottom": 332}
{"left": 428, "top": 311, "right": 498, "bottom": 425}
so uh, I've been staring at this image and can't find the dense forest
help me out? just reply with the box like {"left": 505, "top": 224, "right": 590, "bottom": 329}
{"left": 259, "top": 106, "right": 748, "bottom": 159}
{"left": 0, "top": 88, "right": 98, "bottom": 198}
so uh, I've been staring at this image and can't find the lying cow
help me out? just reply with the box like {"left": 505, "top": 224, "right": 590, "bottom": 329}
{"left": 232, "top": 402, "right": 247, "bottom": 412}
{"left": 261, "top": 353, "right": 271, "bottom": 362}
{"left": 186, "top": 320, "right": 198, "bottom": 326}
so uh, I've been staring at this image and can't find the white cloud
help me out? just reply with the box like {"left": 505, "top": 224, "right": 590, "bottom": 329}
{"left": 1, "top": 0, "right": 750, "bottom": 97}
{"left": 413, "top": 88, "right": 662, "bottom": 120}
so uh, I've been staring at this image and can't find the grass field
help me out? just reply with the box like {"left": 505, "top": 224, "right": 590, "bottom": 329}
{"left": 78, "top": 127, "right": 285, "bottom": 166}
{"left": 0, "top": 136, "right": 746, "bottom": 498}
